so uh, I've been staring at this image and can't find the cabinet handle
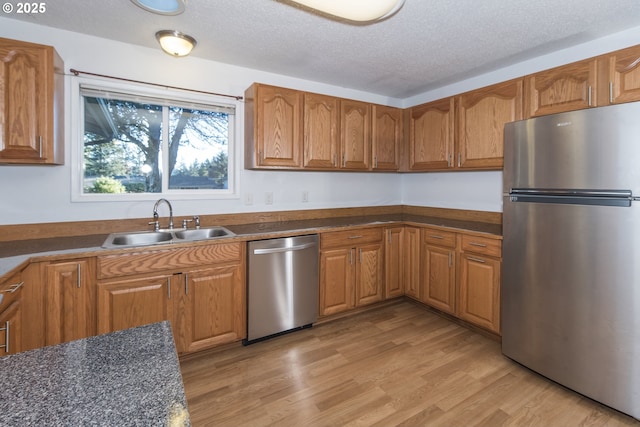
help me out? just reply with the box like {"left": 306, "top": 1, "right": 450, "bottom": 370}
{"left": 0, "top": 282, "right": 24, "bottom": 294}
{"left": 374, "top": 156, "right": 378, "bottom": 168}
{"left": 77, "top": 264, "right": 81, "bottom": 288}
{"left": 38, "top": 136, "right": 43, "bottom": 158}
{"left": 468, "top": 242, "right": 487, "bottom": 248}
{"left": 609, "top": 81, "right": 614, "bottom": 104}
{"left": 468, "top": 256, "right": 486, "bottom": 263}
{"left": 167, "top": 277, "right": 171, "bottom": 299}
{"left": 185, "top": 273, "right": 189, "bottom": 296}
{"left": 333, "top": 154, "right": 337, "bottom": 167}
{"left": 0, "top": 321, "right": 9, "bottom": 353}
{"left": 428, "top": 234, "right": 444, "bottom": 239}
{"left": 342, "top": 153, "right": 346, "bottom": 167}
{"left": 447, "top": 154, "right": 452, "bottom": 167}
{"left": 588, "top": 85, "right": 592, "bottom": 107}
{"left": 359, "top": 248, "right": 363, "bottom": 264}
{"left": 348, "top": 235, "right": 363, "bottom": 239}
{"left": 448, "top": 251, "right": 453, "bottom": 267}
{"left": 349, "top": 249, "right": 354, "bottom": 265}
{"left": 458, "top": 153, "right": 461, "bottom": 167}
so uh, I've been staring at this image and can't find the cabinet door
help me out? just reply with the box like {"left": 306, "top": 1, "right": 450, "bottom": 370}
{"left": 372, "top": 105, "right": 401, "bottom": 170}
{"left": 408, "top": 98, "right": 454, "bottom": 170}
{"left": 97, "top": 275, "right": 174, "bottom": 334}
{"left": 252, "top": 84, "right": 302, "bottom": 168}
{"left": 45, "top": 259, "right": 96, "bottom": 345}
{"left": 404, "top": 227, "right": 421, "bottom": 299}
{"left": 0, "top": 301, "right": 21, "bottom": 356}
{"left": 176, "top": 264, "right": 245, "bottom": 354}
{"left": 604, "top": 45, "right": 640, "bottom": 105}
{"left": 303, "top": 92, "right": 339, "bottom": 169}
{"left": 340, "top": 99, "right": 371, "bottom": 170}
{"left": 0, "top": 38, "right": 63, "bottom": 164}
{"left": 458, "top": 254, "right": 501, "bottom": 333}
{"left": 457, "top": 79, "right": 523, "bottom": 169}
{"left": 355, "top": 242, "right": 384, "bottom": 306}
{"left": 422, "top": 244, "right": 456, "bottom": 314}
{"left": 384, "top": 227, "right": 404, "bottom": 299}
{"left": 319, "top": 248, "right": 354, "bottom": 316}
{"left": 524, "top": 58, "right": 598, "bottom": 118}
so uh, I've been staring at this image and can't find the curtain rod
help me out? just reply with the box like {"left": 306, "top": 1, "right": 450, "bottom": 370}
{"left": 69, "top": 68, "right": 243, "bottom": 101}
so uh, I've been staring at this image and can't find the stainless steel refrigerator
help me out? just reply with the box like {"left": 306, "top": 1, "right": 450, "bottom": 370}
{"left": 502, "top": 102, "right": 640, "bottom": 420}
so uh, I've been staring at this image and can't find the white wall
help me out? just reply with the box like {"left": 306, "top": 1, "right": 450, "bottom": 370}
{"left": 2, "top": 18, "right": 640, "bottom": 225}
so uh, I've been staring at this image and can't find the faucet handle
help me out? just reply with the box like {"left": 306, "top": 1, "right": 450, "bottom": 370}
{"left": 148, "top": 220, "right": 160, "bottom": 232}
{"left": 193, "top": 216, "right": 200, "bottom": 229}
{"left": 181, "top": 218, "right": 193, "bottom": 229}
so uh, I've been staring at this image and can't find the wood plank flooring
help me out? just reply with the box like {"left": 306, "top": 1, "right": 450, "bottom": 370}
{"left": 180, "top": 301, "right": 640, "bottom": 427}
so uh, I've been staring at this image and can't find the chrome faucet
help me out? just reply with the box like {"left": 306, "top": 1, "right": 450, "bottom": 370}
{"left": 152, "top": 198, "right": 174, "bottom": 230}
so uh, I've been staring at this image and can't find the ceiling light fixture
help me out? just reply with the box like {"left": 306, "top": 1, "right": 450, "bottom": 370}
{"left": 155, "top": 30, "right": 197, "bottom": 57}
{"left": 131, "top": 0, "right": 186, "bottom": 15}
{"left": 288, "top": 0, "right": 405, "bottom": 22}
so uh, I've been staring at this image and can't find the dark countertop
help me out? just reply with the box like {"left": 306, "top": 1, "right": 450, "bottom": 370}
{"left": 0, "top": 322, "right": 190, "bottom": 426}
{"left": 0, "top": 213, "right": 501, "bottom": 276}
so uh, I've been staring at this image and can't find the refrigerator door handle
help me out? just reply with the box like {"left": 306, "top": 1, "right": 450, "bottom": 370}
{"left": 508, "top": 188, "right": 633, "bottom": 207}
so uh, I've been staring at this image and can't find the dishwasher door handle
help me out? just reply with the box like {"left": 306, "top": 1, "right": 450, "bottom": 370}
{"left": 252, "top": 242, "right": 317, "bottom": 255}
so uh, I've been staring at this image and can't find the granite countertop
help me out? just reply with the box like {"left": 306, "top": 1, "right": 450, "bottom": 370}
{"left": 0, "top": 213, "right": 502, "bottom": 277}
{"left": 0, "top": 322, "right": 190, "bottom": 426}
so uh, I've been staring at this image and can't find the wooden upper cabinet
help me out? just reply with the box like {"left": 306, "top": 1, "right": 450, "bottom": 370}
{"left": 408, "top": 97, "right": 454, "bottom": 170}
{"left": 524, "top": 58, "right": 598, "bottom": 118}
{"left": 457, "top": 79, "right": 523, "bottom": 170}
{"left": 303, "top": 92, "right": 339, "bottom": 169}
{"left": 0, "top": 37, "right": 64, "bottom": 165}
{"left": 372, "top": 105, "right": 402, "bottom": 171}
{"left": 602, "top": 44, "right": 640, "bottom": 105}
{"left": 340, "top": 99, "right": 371, "bottom": 170}
{"left": 244, "top": 83, "right": 302, "bottom": 169}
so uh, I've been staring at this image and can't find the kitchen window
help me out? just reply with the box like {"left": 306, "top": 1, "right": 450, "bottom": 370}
{"left": 71, "top": 81, "right": 238, "bottom": 201}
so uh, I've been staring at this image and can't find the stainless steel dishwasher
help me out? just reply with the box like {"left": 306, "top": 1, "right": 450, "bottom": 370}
{"left": 245, "top": 234, "right": 319, "bottom": 344}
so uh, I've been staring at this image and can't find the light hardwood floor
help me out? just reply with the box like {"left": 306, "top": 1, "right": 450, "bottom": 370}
{"left": 180, "top": 301, "right": 640, "bottom": 427}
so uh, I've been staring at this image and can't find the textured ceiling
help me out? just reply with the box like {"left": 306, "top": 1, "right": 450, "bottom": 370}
{"left": 5, "top": 0, "right": 640, "bottom": 98}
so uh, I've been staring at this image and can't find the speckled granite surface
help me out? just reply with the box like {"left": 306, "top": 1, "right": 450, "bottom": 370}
{"left": 0, "top": 322, "right": 190, "bottom": 426}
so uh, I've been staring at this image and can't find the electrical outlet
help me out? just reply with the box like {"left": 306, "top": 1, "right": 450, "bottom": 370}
{"left": 302, "top": 191, "right": 309, "bottom": 203}
{"left": 244, "top": 193, "right": 253, "bottom": 205}
{"left": 265, "top": 192, "right": 273, "bottom": 205}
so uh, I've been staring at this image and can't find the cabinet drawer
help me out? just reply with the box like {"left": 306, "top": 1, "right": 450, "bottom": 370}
{"left": 461, "top": 234, "right": 502, "bottom": 258}
{"left": 0, "top": 273, "right": 23, "bottom": 312}
{"left": 422, "top": 228, "right": 456, "bottom": 248}
{"left": 321, "top": 228, "right": 383, "bottom": 249}
{"left": 98, "top": 242, "right": 242, "bottom": 279}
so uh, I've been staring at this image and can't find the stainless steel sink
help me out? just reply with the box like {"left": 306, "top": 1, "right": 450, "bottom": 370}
{"left": 102, "top": 226, "right": 235, "bottom": 248}
{"left": 173, "top": 227, "right": 233, "bottom": 241}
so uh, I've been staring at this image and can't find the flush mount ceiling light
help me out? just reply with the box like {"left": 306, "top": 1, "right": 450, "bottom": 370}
{"left": 288, "top": 0, "right": 405, "bottom": 22}
{"left": 131, "top": 0, "right": 185, "bottom": 15}
{"left": 155, "top": 30, "right": 197, "bottom": 57}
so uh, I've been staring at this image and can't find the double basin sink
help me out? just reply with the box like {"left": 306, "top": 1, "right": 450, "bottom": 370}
{"left": 102, "top": 226, "right": 235, "bottom": 249}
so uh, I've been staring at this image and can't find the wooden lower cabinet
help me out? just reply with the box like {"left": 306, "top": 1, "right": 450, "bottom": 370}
{"left": 97, "top": 242, "right": 246, "bottom": 355}
{"left": 45, "top": 258, "right": 96, "bottom": 346}
{"left": 97, "top": 274, "right": 174, "bottom": 335}
{"left": 320, "top": 228, "right": 384, "bottom": 316}
{"left": 384, "top": 227, "right": 404, "bottom": 299}
{"left": 403, "top": 226, "right": 421, "bottom": 299}
{"left": 174, "top": 264, "right": 245, "bottom": 354}
{"left": 421, "top": 228, "right": 457, "bottom": 314}
{"left": 0, "top": 271, "right": 23, "bottom": 356}
{"left": 410, "top": 226, "right": 502, "bottom": 334}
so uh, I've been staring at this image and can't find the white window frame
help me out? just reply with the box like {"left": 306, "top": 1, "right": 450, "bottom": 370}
{"left": 70, "top": 76, "right": 241, "bottom": 202}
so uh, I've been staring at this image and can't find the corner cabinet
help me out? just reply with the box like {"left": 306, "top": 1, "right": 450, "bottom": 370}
{"left": 0, "top": 37, "right": 64, "bottom": 165}
{"left": 407, "top": 98, "right": 455, "bottom": 170}
{"left": 96, "top": 242, "right": 246, "bottom": 355}
{"left": 372, "top": 105, "right": 402, "bottom": 171}
{"left": 600, "top": 44, "right": 640, "bottom": 105}
{"left": 245, "top": 83, "right": 303, "bottom": 169}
